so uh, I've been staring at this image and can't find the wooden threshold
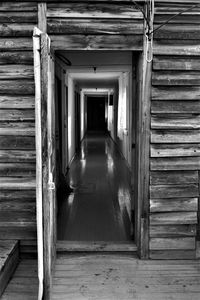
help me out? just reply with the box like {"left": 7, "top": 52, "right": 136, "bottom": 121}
{"left": 57, "top": 241, "right": 137, "bottom": 253}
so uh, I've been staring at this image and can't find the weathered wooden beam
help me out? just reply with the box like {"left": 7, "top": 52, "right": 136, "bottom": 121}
{"left": 150, "top": 157, "right": 200, "bottom": 170}
{"left": 150, "top": 212, "right": 197, "bottom": 225}
{"left": 50, "top": 35, "right": 143, "bottom": 50}
{"left": 150, "top": 198, "right": 198, "bottom": 212}
{"left": 151, "top": 101, "right": 200, "bottom": 114}
{"left": 38, "top": 3, "right": 47, "bottom": 32}
{"left": 0, "top": 136, "right": 35, "bottom": 150}
{"left": 152, "top": 71, "right": 200, "bottom": 85}
{"left": 153, "top": 56, "right": 200, "bottom": 70}
{"left": 0, "top": 24, "right": 35, "bottom": 37}
{"left": 151, "top": 114, "right": 200, "bottom": 129}
{"left": 150, "top": 184, "right": 199, "bottom": 198}
{"left": 150, "top": 224, "right": 197, "bottom": 237}
{"left": 0, "top": 80, "right": 35, "bottom": 95}
{"left": 150, "top": 237, "right": 196, "bottom": 250}
{"left": 0, "top": 122, "right": 35, "bottom": 136}
{"left": 0, "top": 12, "right": 37, "bottom": 23}
{"left": 152, "top": 86, "right": 200, "bottom": 100}
{"left": 0, "top": 150, "right": 36, "bottom": 162}
{"left": 150, "top": 171, "right": 198, "bottom": 185}
{"left": 0, "top": 52, "right": 33, "bottom": 65}
{"left": 0, "top": 96, "right": 35, "bottom": 109}
{"left": 151, "top": 129, "right": 200, "bottom": 143}
{"left": 47, "top": 19, "right": 143, "bottom": 35}
{"left": 151, "top": 144, "right": 200, "bottom": 157}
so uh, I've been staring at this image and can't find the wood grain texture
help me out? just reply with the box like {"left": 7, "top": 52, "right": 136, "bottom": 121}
{"left": 152, "top": 86, "right": 200, "bottom": 100}
{"left": 0, "top": 122, "right": 35, "bottom": 136}
{"left": 0, "top": 80, "right": 34, "bottom": 95}
{"left": 150, "top": 171, "right": 198, "bottom": 185}
{"left": 0, "top": 150, "right": 35, "bottom": 162}
{"left": 150, "top": 184, "right": 199, "bottom": 198}
{"left": 0, "top": 163, "right": 35, "bottom": 177}
{"left": 0, "top": 38, "right": 33, "bottom": 50}
{"left": 0, "top": 190, "right": 36, "bottom": 201}
{"left": 151, "top": 114, "right": 200, "bottom": 129}
{"left": 152, "top": 71, "right": 200, "bottom": 86}
{"left": 150, "top": 198, "right": 198, "bottom": 212}
{"left": 150, "top": 237, "right": 196, "bottom": 250}
{"left": 150, "top": 250, "right": 196, "bottom": 260}
{"left": 0, "top": 12, "right": 37, "bottom": 23}
{"left": 153, "top": 40, "right": 200, "bottom": 56}
{"left": 0, "top": 52, "right": 33, "bottom": 65}
{"left": 150, "top": 224, "right": 197, "bottom": 237}
{"left": 0, "top": 96, "right": 34, "bottom": 109}
{"left": 151, "top": 130, "right": 200, "bottom": 143}
{"left": 0, "top": 2, "right": 37, "bottom": 11}
{"left": 0, "top": 24, "right": 34, "bottom": 37}
{"left": 0, "top": 177, "right": 36, "bottom": 190}
{"left": 50, "top": 34, "right": 143, "bottom": 50}
{"left": 154, "top": 25, "right": 200, "bottom": 40}
{"left": 47, "top": 3, "right": 143, "bottom": 19}
{"left": 0, "top": 110, "right": 35, "bottom": 122}
{"left": 153, "top": 56, "right": 200, "bottom": 71}
{"left": 0, "top": 65, "right": 33, "bottom": 79}
{"left": 47, "top": 19, "right": 143, "bottom": 35}
{"left": 151, "top": 144, "right": 200, "bottom": 157}
{"left": 151, "top": 157, "right": 200, "bottom": 170}
{"left": 151, "top": 101, "right": 200, "bottom": 114}
{"left": 0, "top": 136, "right": 35, "bottom": 150}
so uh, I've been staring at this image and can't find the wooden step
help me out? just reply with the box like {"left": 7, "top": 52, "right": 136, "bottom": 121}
{"left": 57, "top": 241, "right": 137, "bottom": 253}
{"left": 0, "top": 240, "right": 19, "bottom": 296}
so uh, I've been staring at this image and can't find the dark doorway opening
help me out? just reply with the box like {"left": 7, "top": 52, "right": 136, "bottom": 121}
{"left": 87, "top": 96, "right": 107, "bottom": 132}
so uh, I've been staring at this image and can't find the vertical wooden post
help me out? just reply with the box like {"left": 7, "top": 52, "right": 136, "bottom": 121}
{"left": 136, "top": 1, "right": 152, "bottom": 259}
{"left": 38, "top": 3, "right": 47, "bottom": 33}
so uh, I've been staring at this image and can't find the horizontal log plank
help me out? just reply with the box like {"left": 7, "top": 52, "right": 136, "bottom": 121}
{"left": 151, "top": 101, "right": 200, "bottom": 114}
{"left": 151, "top": 130, "right": 200, "bottom": 143}
{"left": 152, "top": 71, "right": 200, "bottom": 86}
{"left": 150, "top": 237, "right": 196, "bottom": 250}
{"left": 154, "top": 4, "right": 200, "bottom": 14}
{"left": 0, "top": 96, "right": 34, "bottom": 109}
{"left": 154, "top": 25, "right": 200, "bottom": 40}
{"left": 151, "top": 115, "right": 200, "bottom": 129}
{"left": 0, "top": 111, "right": 35, "bottom": 122}
{"left": 0, "top": 136, "right": 35, "bottom": 150}
{"left": 0, "top": 80, "right": 34, "bottom": 95}
{"left": 150, "top": 184, "right": 199, "bottom": 198}
{"left": 150, "top": 250, "right": 196, "bottom": 259}
{"left": 0, "top": 65, "right": 33, "bottom": 79}
{"left": 153, "top": 40, "right": 200, "bottom": 56}
{"left": 153, "top": 56, "right": 200, "bottom": 71}
{"left": 0, "top": 226, "right": 36, "bottom": 240}
{"left": 0, "top": 24, "right": 35, "bottom": 37}
{"left": 0, "top": 211, "right": 35, "bottom": 223}
{"left": 150, "top": 225, "right": 197, "bottom": 237}
{"left": 0, "top": 38, "right": 33, "bottom": 50}
{"left": 0, "top": 52, "right": 33, "bottom": 65}
{"left": 154, "top": 14, "right": 200, "bottom": 24}
{"left": 0, "top": 12, "right": 37, "bottom": 23}
{"left": 151, "top": 144, "right": 200, "bottom": 157}
{"left": 47, "top": 19, "right": 143, "bottom": 35}
{"left": 47, "top": 3, "right": 143, "bottom": 19}
{"left": 0, "top": 199, "right": 35, "bottom": 212}
{"left": 50, "top": 35, "right": 143, "bottom": 50}
{"left": 152, "top": 86, "right": 200, "bottom": 100}
{"left": 150, "top": 198, "right": 198, "bottom": 212}
{"left": 0, "top": 150, "right": 35, "bottom": 163}
{"left": 151, "top": 157, "right": 200, "bottom": 170}
{"left": 0, "top": 190, "right": 36, "bottom": 201}
{"left": 0, "top": 163, "right": 35, "bottom": 177}
{"left": 0, "top": 3, "right": 37, "bottom": 11}
{"left": 0, "top": 177, "right": 36, "bottom": 190}
{"left": 150, "top": 171, "right": 198, "bottom": 185}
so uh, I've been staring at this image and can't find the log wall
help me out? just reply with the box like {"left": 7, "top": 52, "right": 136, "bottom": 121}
{"left": 0, "top": 2, "right": 37, "bottom": 241}
{"left": 150, "top": 2, "right": 200, "bottom": 259}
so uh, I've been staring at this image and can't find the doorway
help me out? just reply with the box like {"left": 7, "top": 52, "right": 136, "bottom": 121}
{"left": 55, "top": 51, "right": 137, "bottom": 245}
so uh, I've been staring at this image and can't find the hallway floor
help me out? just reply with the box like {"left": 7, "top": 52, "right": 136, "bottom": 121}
{"left": 57, "top": 132, "right": 133, "bottom": 241}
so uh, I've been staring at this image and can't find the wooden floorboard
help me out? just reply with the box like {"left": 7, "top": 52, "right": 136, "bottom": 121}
{"left": 1, "top": 259, "right": 38, "bottom": 300}
{"left": 52, "top": 254, "right": 200, "bottom": 300}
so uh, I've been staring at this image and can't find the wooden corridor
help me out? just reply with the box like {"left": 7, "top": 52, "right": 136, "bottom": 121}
{"left": 57, "top": 133, "right": 133, "bottom": 242}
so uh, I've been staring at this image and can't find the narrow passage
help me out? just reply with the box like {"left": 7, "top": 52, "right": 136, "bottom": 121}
{"left": 57, "top": 132, "right": 132, "bottom": 241}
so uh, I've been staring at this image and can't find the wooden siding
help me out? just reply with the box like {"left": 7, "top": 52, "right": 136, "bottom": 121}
{"left": 0, "top": 2, "right": 37, "bottom": 241}
{"left": 150, "top": 2, "right": 200, "bottom": 259}
{"left": 46, "top": 2, "right": 143, "bottom": 50}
